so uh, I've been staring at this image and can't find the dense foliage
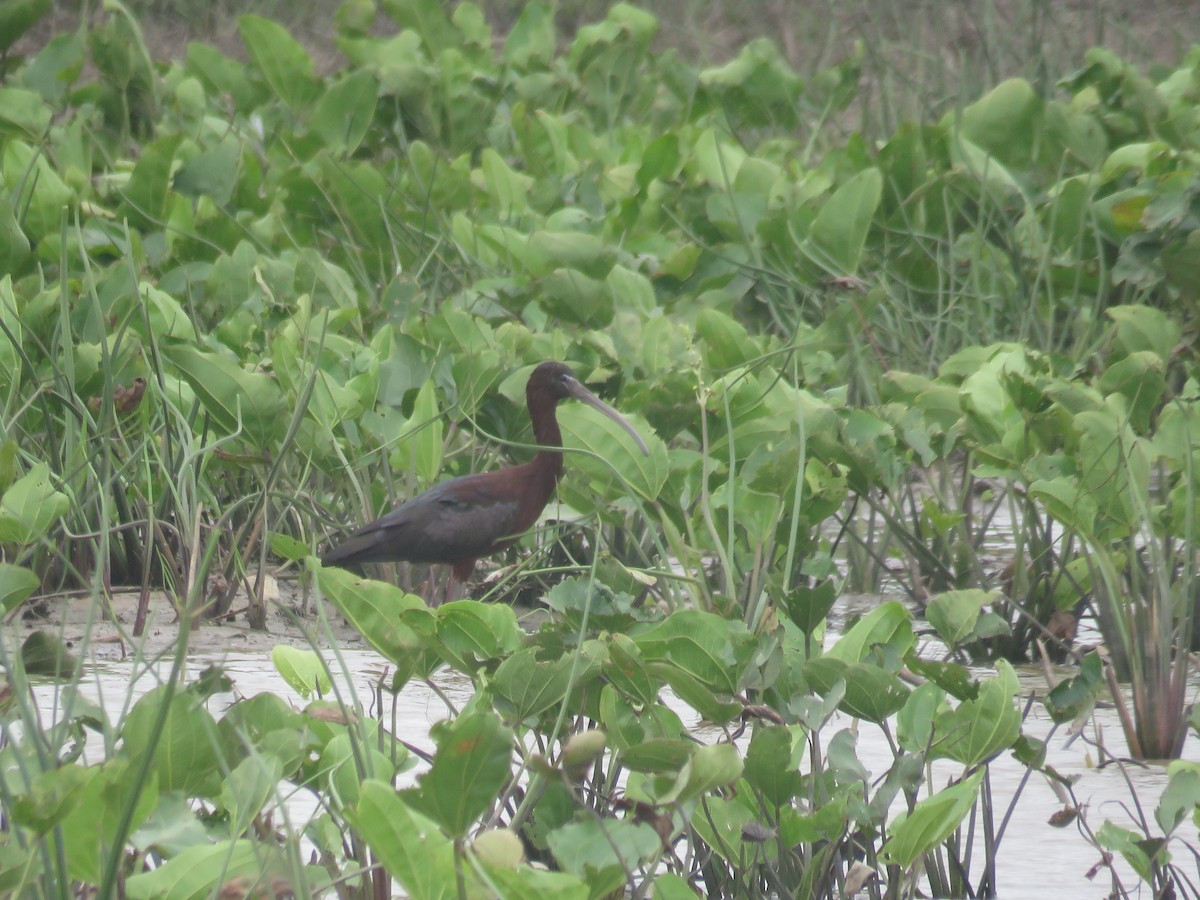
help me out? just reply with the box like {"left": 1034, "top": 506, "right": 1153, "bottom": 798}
{"left": 1, "top": 0, "right": 1199, "bottom": 897}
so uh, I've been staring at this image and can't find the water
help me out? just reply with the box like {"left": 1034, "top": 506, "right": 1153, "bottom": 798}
{"left": 26, "top": 635, "right": 1184, "bottom": 899}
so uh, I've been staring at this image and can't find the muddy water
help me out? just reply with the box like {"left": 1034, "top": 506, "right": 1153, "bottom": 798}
{"left": 29, "top": 632, "right": 1183, "bottom": 899}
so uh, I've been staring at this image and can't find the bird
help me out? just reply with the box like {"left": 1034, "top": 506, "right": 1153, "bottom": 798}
{"left": 321, "top": 361, "right": 649, "bottom": 587}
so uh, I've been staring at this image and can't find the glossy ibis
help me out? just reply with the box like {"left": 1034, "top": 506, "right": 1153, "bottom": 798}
{"left": 321, "top": 361, "right": 649, "bottom": 586}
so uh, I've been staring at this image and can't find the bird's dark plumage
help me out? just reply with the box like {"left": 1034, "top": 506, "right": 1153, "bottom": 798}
{"left": 321, "top": 361, "right": 648, "bottom": 582}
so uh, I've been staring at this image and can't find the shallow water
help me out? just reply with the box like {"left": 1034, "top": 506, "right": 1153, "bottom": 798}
{"left": 29, "top": 635, "right": 1186, "bottom": 899}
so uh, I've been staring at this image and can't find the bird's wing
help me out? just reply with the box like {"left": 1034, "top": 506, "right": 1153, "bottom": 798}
{"left": 321, "top": 472, "right": 522, "bottom": 567}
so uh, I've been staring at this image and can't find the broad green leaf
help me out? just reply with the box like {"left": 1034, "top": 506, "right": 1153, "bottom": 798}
{"left": 619, "top": 737, "right": 693, "bottom": 773}
{"left": 646, "top": 661, "right": 744, "bottom": 724}
{"left": 547, "top": 819, "right": 661, "bottom": 886}
{"left": 696, "top": 308, "right": 761, "bottom": 370}
{"left": 57, "top": 759, "right": 157, "bottom": 884}
{"left": 172, "top": 135, "right": 240, "bottom": 206}
{"left": 163, "top": 345, "right": 286, "bottom": 447}
{"left": 316, "top": 566, "right": 430, "bottom": 666}
{"left": 932, "top": 660, "right": 1020, "bottom": 765}
{"left": 673, "top": 742, "right": 743, "bottom": 804}
{"left": 492, "top": 648, "right": 577, "bottom": 721}
{"left": 435, "top": 600, "right": 522, "bottom": 670}
{"left": 527, "top": 231, "right": 617, "bottom": 280}
{"left": 925, "top": 589, "right": 1001, "bottom": 648}
{"left": 408, "top": 379, "right": 443, "bottom": 484}
{"left": 219, "top": 753, "right": 283, "bottom": 839}
{"left": 0, "top": 0, "right": 50, "bottom": 55}
{"left": 348, "top": 781, "right": 457, "bottom": 900}
{"left": 239, "top": 15, "right": 319, "bottom": 110}
{"left": 401, "top": 710, "right": 513, "bottom": 838}
{"left": 504, "top": 1, "right": 555, "bottom": 69}
{"left": 0, "top": 563, "right": 40, "bottom": 613}
{"left": 634, "top": 609, "right": 754, "bottom": 696}
{"left": 0, "top": 87, "right": 52, "bottom": 138}
{"left": 744, "top": 725, "right": 801, "bottom": 807}
{"left": 1156, "top": 770, "right": 1200, "bottom": 836}
{"left": 312, "top": 69, "right": 378, "bottom": 155}
{"left": 1097, "top": 351, "right": 1165, "bottom": 434}
{"left": 958, "top": 78, "right": 1041, "bottom": 168}
{"left": 1107, "top": 305, "right": 1180, "bottom": 364}
{"left": 122, "top": 687, "right": 222, "bottom": 797}
{"left": 880, "top": 769, "right": 984, "bottom": 868}
{"left": 10, "top": 764, "right": 91, "bottom": 833}
{"left": 825, "top": 600, "right": 914, "bottom": 663}
{"left": 1029, "top": 477, "right": 1098, "bottom": 538}
{"left": 804, "top": 167, "right": 882, "bottom": 276}
{"left": 139, "top": 283, "right": 194, "bottom": 341}
{"left": 560, "top": 404, "right": 666, "bottom": 501}
{"left": 0, "top": 203, "right": 31, "bottom": 276}
{"left": 782, "top": 579, "right": 838, "bottom": 635}
{"left": 271, "top": 645, "right": 332, "bottom": 699}
{"left": 802, "top": 657, "right": 910, "bottom": 723}
{"left": 0, "top": 463, "right": 69, "bottom": 544}
{"left": 1044, "top": 651, "right": 1104, "bottom": 723}
{"left": 124, "top": 840, "right": 283, "bottom": 900}
{"left": 4, "top": 141, "right": 71, "bottom": 238}
{"left": 119, "top": 134, "right": 183, "bottom": 231}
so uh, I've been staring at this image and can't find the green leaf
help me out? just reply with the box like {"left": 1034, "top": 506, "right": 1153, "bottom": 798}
{"left": 0, "top": 203, "right": 31, "bottom": 276}
{"left": 435, "top": 600, "right": 523, "bottom": 671}
{"left": 239, "top": 15, "right": 319, "bottom": 110}
{"left": 348, "top": 781, "right": 457, "bottom": 899}
{"left": 925, "top": 589, "right": 1002, "bottom": 648}
{"left": 1044, "top": 651, "right": 1104, "bottom": 723}
{"left": 271, "top": 645, "right": 332, "bottom": 699}
{"left": 0, "top": 463, "right": 69, "bottom": 544}
{"left": 634, "top": 609, "right": 754, "bottom": 696}
{"left": 1107, "top": 305, "right": 1181, "bottom": 364}
{"left": 504, "top": 1, "right": 555, "bottom": 69}
{"left": 408, "top": 379, "right": 443, "bottom": 484}
{"left": 825, "top": 600, "right": 914, "bottom": 663}
{"left": 58, "top": 759, "right": 158, "bottom": 884}
{"left": 547, "top": 819, "right": 661, "bottom": 886}
{"left": 0, "top": 562, "right": 41, "bottom": 614}
{"left": 802, "top": 657, "right": 910, "bottom": 723}
{"left": 744, "top": 725, "right": 801, "bottom": 807}
{"left": 492, "top": 648, "right": 577, "bottom": 721}
{"left": 121, "top": 687, "right": 222, "bottom": 796}
{"left": 10, "top": 764, "right": 91, "bottom": 833}
{"left": 880, "top": 769, "right": 984, "bottom": 868}
{"left": 401, "top": 710, "right": 513, "bottom": 838}
{"left": 163, "top": 345, "right": 287, "bottom": 448}
{"left": 0, "top": 0, "right": 50, "bottom": 55}
{"left": 1097, "top": 351, "right": 1165, "bottom": 433}
{"left": 932, "top": 660, "right": 1020, "bottom": 766}
{"left": 782, "top": 579, "right": 838, "bottom": 635}
{"left": 619, "top": 737, "right": 693, "bottom": 773}
{"left": 219, "top": 753, "right": 283, "bottom": 839}
{"left": 0, "top": 87, "right": 52, "bottom": 138}
{"left": 172, "top": 135, "right": 240, "bottom": 206}
{"left": 673, "top": 742, "right": 743, "bottom": 804}
{"left": 527, "top": 231, "right": 618, "bottom": 280}
{"left": 120, "top": 134, "right": 183, "bottom": 231}
{"left": 803, "top": 167, "right": 882, "bottom": 276}
{"left": 312, "top": 69, "right": 379, "bottom": 155}
{"left": 317, "top": 566, "right": 430, "bottom": 666}
{"left": 958, "top": 78, "right": 1041, "bottom": 168}
{"left": 560, "top": 403, "right": 666, "bottom": 502}
{"left": 124, "top": 840, "right": 280, "bottom": 900}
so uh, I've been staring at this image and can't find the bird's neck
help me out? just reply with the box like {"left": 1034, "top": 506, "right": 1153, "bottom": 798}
{"left": 528, "top": 392, "right": 564, "bottom": 482}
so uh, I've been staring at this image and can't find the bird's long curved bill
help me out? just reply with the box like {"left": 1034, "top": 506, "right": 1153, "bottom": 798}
{"left": 565, "top": 378, "right": 650, "bottom": 456}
